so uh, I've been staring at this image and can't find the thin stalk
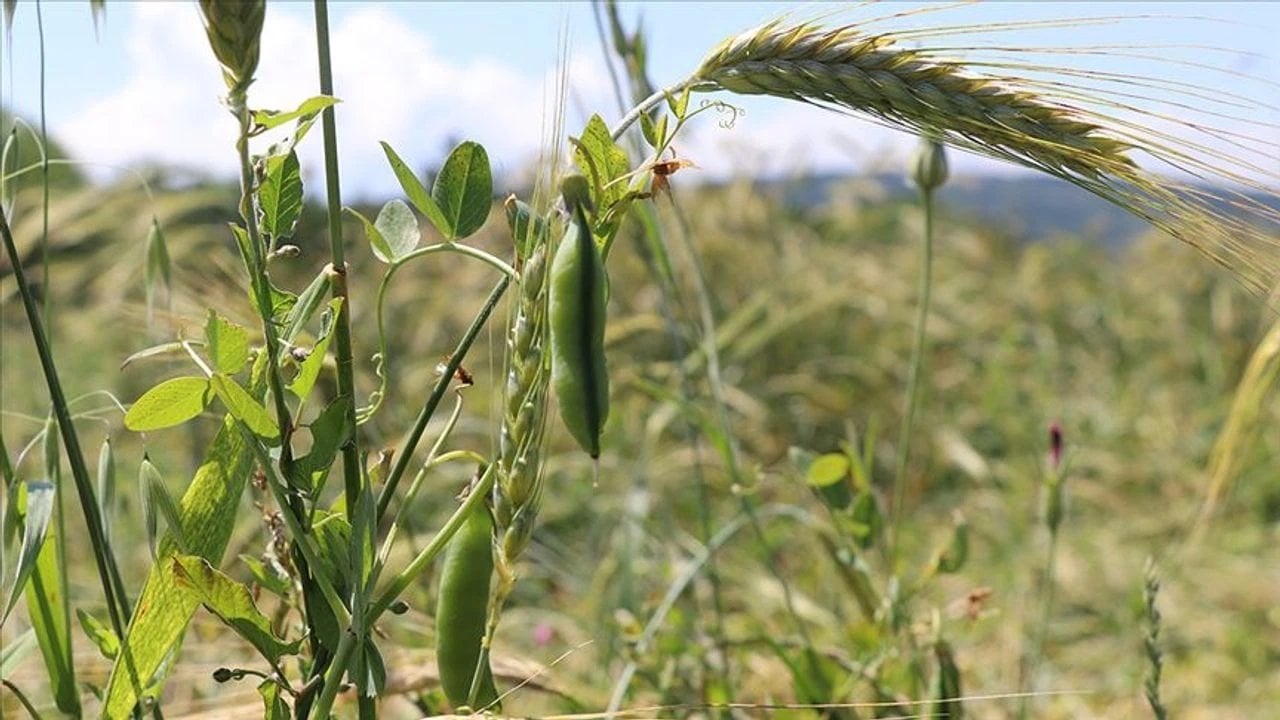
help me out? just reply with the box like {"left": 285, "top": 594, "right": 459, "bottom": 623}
{"left": 375, "top": 276, "right": 511, "bottom": 521}
{"left": 610, "top": 79, "right": 699, "bottom": 141}
{"left": 890, "top": 188, "right": 936, "bottom": 566}
{"left": 313, "top": 0, "right": 363, "bottom": 513}
{"left": 308, "top": 626, "right": 357, "bottom": 720}
{"left": 1019, "top": 517, "right": 1061, "bottom": 720}
{"left": 0, "top": 209, "right": 133, "bottom": 667}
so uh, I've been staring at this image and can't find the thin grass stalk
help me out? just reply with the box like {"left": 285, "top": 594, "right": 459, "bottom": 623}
{"left": 0, "top": 208, "right": 135, "bottom": 680}
{"left": 1143, "top": 557, "right": 1168, "bottom": 720}
{"left": 312, "top": 0, "right": 362, "bottom": 515}
{"left": 889, "top": 165, "right": 939, "bottom": 566}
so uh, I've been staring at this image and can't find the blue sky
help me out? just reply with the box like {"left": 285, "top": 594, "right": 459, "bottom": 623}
{"left": 2, "top": 2, "right": 1277, "bottom": 199}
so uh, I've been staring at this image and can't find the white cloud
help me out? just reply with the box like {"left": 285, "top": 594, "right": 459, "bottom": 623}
{"left": 55, "top": 3, "right": 615, "bottom": 199}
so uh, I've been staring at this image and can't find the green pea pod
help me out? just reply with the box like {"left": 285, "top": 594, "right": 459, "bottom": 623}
{"left": 435, "top": 502, "right": 499, "bottom": 710}
{"left": 549, "top": 176, "right": 610, "bottom": 458}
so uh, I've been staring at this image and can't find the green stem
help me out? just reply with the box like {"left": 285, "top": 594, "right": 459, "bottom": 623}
{"left": 309, "top": 627, "right": 357, "bottom": 720}
{"left": 313, "top": 0, "right": 363, "bottom": 515}
{"left": 0, "top": 208, "right": 133, "bottom": 668}
{"left": 375, "top": 276, "right": 511, "bottom": 521}
{"left": 890, "top": 188, "right": 936, "bottom": 566}
{"left": 610, "top": 79, "right": 699, "bottom": 141}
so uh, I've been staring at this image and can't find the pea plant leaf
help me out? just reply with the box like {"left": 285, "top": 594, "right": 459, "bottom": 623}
{"left": 171, "top": 555, "right": 303, "bottom": 664}
{"left": 291, "top": 395, "right": 352, "bottom": 491}
{"left": 432, "top": 140, "right": 492, "bottom": 240}
{"left": 258, "top": 679, "right": 290, "bottom": 720}
{"left": 380, "top": 141, "right": 450, "bottom": 236}
{"left": 251, "top": 95, "right": 338, "bottom": 131}
{"left": 573, "top": 113, "right": 631, "bottom": 210}
{"left": 210, "top": 374, "right": 279, "bottom": 441}
{"left": 124, "top": 376, "right": 212, "bottom": 432}
{"left": 2, "top": 481, "right": 54, "bottom": 623}
{"left": 205, "top": 310, "right": 250, "bottom": 376}
{"left": 289, "top": 298, "right": 343, "bottom": 401}
{"left": 346, "top": 204, "right": 419, "bottom": 265}
{"left": 258, "top": 149, "right": 303, "bottom": 242}
{"left": 282, "top": 270, "right": 332, "bottom": 343}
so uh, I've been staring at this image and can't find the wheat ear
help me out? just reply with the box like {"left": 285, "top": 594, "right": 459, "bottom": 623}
{"left": 613, "top": 18, "right": 1280, "bottom": 294}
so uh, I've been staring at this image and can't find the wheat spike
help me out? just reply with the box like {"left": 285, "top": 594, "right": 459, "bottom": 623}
{"left": 685, "top": 18, "right": 1280, "bottom": 294}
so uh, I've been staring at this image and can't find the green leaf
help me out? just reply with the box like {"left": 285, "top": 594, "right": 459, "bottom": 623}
{"left": 640, "top": 111, "right": 668, "bottom": 150}
{"left": 289, "top": 298, "right": 342, "bottom": 401}
{"left": 346, "top": 207, "right": 393, "bottom": 265}
{"left": 258, "top": 679, "right": 290, "bottom": 720}
{"left": 172, "top": 555, "right": 303, "bottom": 664}
{"left": 124, "top": 376, "right": 212, "bottom": 432}
{"left": 374, "top": 199, "right": 420, "bottom": 262}
{"left": 667, "top": 85, "right": 691, "bottom": 118}
{"left": 3, "top": 481, "right": 54, "bottom": 623}
{"left": 806, "top": 453, "right": 849, "bottom": 488}
{"left": 210, "top": 374, "right": 279, "bottom": 441}
{"left": 432, "top": 140, "right": 492, "bottom": 240}
{"left": 573, "top": 114, "right": 631, "bottom": 210}
{"left": 77, "top": 608, "right": 121, "bottom": 661}
{"left": 258, "top": 150, "right": 303, "bottom": 241}
{"left": 251, "top": 95, "right": 339, "bottom": 131}
{"left": 205, "top": 310, "right": 250, "bottom": 375}
{"left": 0, "top": 628, "right": 36, "bottom": 680}
{"left": 292, "top": 396, "right": 352, "bottom": 490}
{"left": 380, "top": 141, "right": 449, "bottom": 236}
{"left": 102, "top": 414, "right": 257, "bottom": 719}
{"left": 239, "top": 555, "right": 291, "bottom": 598}
{"left": 282, "top": 270, "right": 332, "bottom": 343}
{"left": 25, "top": 485, "right": 78, "bottom": 714}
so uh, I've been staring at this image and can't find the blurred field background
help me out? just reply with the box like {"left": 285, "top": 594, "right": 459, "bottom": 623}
{"left": 4, "top": 3, "right": 1280, "bottom": 719}
{"left": 3, "top": 116, "right": 1279, "bottom": 718}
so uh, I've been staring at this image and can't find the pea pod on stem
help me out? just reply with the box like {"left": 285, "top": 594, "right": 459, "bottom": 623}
{"left": 549, "top": 175, "right": 610, "bottom": 460}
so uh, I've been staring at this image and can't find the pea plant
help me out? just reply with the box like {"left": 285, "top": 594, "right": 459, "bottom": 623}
{"left": 3, "top": 1, "right": 1278, "bottom": 719}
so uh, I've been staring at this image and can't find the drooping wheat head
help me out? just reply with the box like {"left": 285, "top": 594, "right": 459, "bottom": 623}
{"left": 689, "top": 16, "right": 1280, "bottom": 294}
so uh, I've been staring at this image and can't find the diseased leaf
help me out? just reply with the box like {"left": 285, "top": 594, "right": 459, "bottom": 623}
{"left": 102, "top": 414, "right": 256, "bottom": 719}
{"left": 210, "top": 374, "right": 279, "bottom": 441}
{"left": 251, "top": 96, "right": 338, "bottom": 131}
{"left": 288, "top": 298, "right": 342, "bottom": 400}
{"left": 3, "top": 481, "right": 54, "bottom": 623}
{"left": 380, "top": 141, "right": 449, "bottom": 236}
{"left": 77, "top": 608, "right": 121, "bottom": 660}
{"left": 124, "top": 376, "right": 211, "bottom": 432}
{"left": 258, "top": 150, "right": 303, "bottom": 241}
{"left": 172, "top": 555, "right": 302, "bottom": 664}
{"left": 432, "top": 140, "right": 492, "bottom": 239}
{"left": 205, "top": 310, "right": 250, "bottom": 376}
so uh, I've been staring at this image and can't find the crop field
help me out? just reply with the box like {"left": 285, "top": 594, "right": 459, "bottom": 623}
{"left": 1, "top": 2, "right": 1279, "bottom": 719}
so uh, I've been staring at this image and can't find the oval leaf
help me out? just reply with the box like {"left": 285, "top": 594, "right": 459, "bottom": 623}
{"left": 210, "top": 374, "right": 279, "bottom": 441}
{"left": 806, "top": 453, "right": 850, "bottom": 488}
{"left": 373, "top": 199, "right": 419, "bottom": 263}
{"left": 432, "top": 140, "right": 492, "bottom": 239}
{"left": 380, "top": 141, "right": 449, "bottom": 236}
{"left": 205, "top": 310, "right": 250, "bottom": 375}
{"left": 124, "top": 377, "right": 212, "bottom": 432}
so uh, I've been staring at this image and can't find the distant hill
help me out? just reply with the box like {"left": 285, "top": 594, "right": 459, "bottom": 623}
{"left": 771, "top": 172, "right": 1278, "bottom": 248}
